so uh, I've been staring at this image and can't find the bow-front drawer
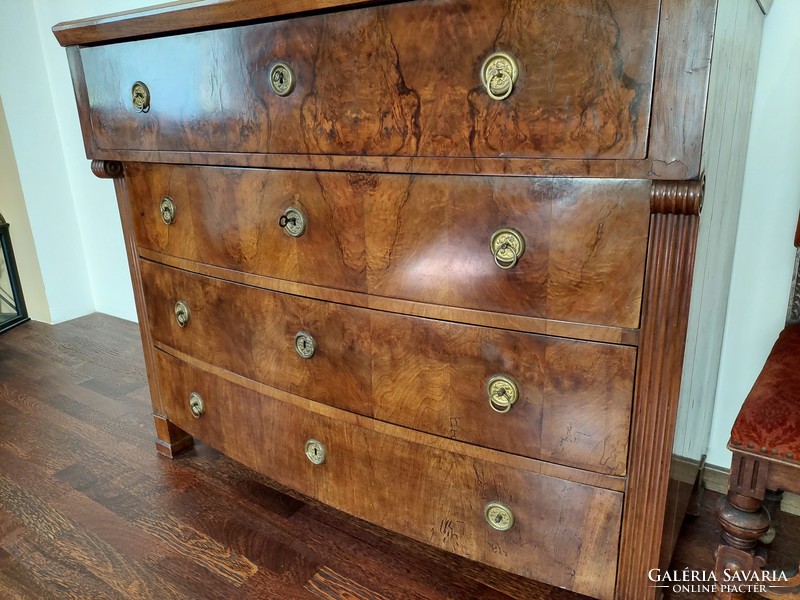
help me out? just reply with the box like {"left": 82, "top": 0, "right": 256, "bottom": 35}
{"left": 80, "top": 0, "right": 659, "bottom": 160}
{"left": 128, "top": 163, "right": 650, "bottom": 329}
{"left": 154, "top": 350, "right": 623, "bottom": 599}
{"left": 140, "top": 260, "right": 635, "bottom": 476}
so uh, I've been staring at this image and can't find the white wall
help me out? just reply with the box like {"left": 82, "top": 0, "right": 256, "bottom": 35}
{"left": 33, "top": 0, "right": 157, "bottom": 322}
{"left": 706, "top": 0, "right": 800, "bottom": 467}
{"left": 0, "top": 97, "right": 50, "bottom": 323}
{"left": 0, "top": 0, "right": 155, "bottom": 324}
{"left": 0, "top": 0, "right": 94, "bottom": 323}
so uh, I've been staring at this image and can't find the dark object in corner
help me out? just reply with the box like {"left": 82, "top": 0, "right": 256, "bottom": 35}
{"left": 0, "top": 214, "right": 29, "bottom": 334}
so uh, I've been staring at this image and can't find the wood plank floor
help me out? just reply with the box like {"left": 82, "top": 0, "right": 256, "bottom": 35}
{"left": 0, "top": 314, "right": 797, "bottom": 599}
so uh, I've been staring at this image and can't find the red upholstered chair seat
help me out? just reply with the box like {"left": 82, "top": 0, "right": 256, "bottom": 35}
{"left": 730, "top": 323, "right": 800, "bottom": 463}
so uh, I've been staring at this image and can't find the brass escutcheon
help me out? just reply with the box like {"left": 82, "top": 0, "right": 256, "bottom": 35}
{"left": 294, "top": 331, "right": 316, "bottom": 359}
{"left": 174, "top": 300, "right": 190, "bottom": 328}
{"left": 279, "top": 207, "right": 306, "bottom": 237}
{"left": 490, "top": 228, "right": 526, "bottom": 270}
{"left": 270, "top": 62, "right": 296, "bottom": 97}
{"left": 481, "top": 52, "right": 519, "bottom": 101}
{"left": 304, "top": 439, "right": 326, "bottom": 465}
{"left": 486, "top": 375, "right": 520, "bottom": 414}
{"left": 188, "top": 392, "right": 205, "bottom": 418}
{"left": 484, "top": 501, "right": 515, "bottom": 531}
{"left": 160, "top": 197, "right": 176, "bottom": 225}
{"left": 131, "top": 81, "right": 151, "bottom": 113}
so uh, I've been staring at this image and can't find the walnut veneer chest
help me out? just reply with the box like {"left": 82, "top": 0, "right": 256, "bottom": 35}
{"left": 54, "top": 1, "right": 766, "bottom": 597}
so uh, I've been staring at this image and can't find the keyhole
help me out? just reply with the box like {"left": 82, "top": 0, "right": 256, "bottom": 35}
{"left": 494, "top": 514, "right": 503, "bottom": 524}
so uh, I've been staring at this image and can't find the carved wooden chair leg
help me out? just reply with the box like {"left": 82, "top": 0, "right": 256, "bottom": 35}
{"left": 759, "top": 490, "right": 800, "bottom": 599}
{"left": 760, "top": 568, "right": 800, "bottom": 599}
{"left": 713, "top": 454, "right": 770, "bottom": 600}
{"left": 760, "top": 489, "right": 784, "bottom": 545}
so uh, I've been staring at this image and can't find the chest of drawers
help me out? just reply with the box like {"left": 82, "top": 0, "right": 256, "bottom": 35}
{"left": 55, "top": 1, "right": 765, "bottom": 597}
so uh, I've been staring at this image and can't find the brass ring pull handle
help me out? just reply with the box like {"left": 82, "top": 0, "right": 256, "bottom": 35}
{"left": 270, "top": 62, "right": 296, "bottom": 96}
{"left": 294, "top": 331, "right": 316, "bottom": 359}
{"left": 279, "top": 207, "right": 306, "bottom": 237}
{"left": 160, "top": 197, "right": 176, "bottom": 225}
{"left": 481, "top": 53, "right": 519, "bottom": 101}
{"left": 304, "top": 439, "right": 326, "bottom": 465}
{"left": 486, "top": 375, "right": 520, "bottom": 414}
{"left": 490, "top": 228, "right": 525, "bottom": 270}
{"left": 174, "top": 300, "right": 190, "bottom": 328}
{"left": 131, "top": 81, "right": 151, "bottom": 113}
{"left": 484, "top": 501, "right": 515, "bottom": 531}
{"left": 188, "top": 392, "right": 205, "bottom": 418}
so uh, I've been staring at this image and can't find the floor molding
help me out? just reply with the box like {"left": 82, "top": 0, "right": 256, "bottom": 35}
{"left": 704, "top": 463, "right": 800, "bottom": 516}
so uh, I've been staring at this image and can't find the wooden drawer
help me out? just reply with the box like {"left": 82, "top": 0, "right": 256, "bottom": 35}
{"left": 81, "top": 0, "right": 659, "bottom": 160}
{"left": 154, "top": 349, "right": 623, "bottom": 599}
{"left": 129, "top": 163, "right": 650, "bottom": 329}
{"left": 141, "top": 260, "right": 635, "bottom": 475}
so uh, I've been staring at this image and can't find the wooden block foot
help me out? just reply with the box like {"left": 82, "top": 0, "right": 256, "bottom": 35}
{"left": 153, "top": 414, "right": 193, "bottom": 458}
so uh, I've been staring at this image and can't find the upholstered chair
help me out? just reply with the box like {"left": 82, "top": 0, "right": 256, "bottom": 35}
{"left": 714, "top": 216, "right": 800, "bottom": 599}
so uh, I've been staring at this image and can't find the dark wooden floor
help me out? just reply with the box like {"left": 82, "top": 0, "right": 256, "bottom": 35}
{"left": 0, "top": 314, "right": 797, "bottom": 599}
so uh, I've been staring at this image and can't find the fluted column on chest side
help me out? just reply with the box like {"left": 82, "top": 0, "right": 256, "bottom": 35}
{"left": 92, "top": 159, "right": 193, "bottom": 458}
{"left": 616, "top": 180, "right": 703, "bottom": 599}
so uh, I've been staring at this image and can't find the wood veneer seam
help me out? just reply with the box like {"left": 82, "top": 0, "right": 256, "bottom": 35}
{"left": 90, "top": 148, "right": 696, "bottom": 179}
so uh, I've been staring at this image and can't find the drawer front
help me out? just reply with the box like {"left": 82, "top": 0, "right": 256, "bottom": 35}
{"left": 155, "top": 350, "right": 623, "bottom": 599}
{"left": 82, "top": 0, "right": 659, "bottom": 160}
{"left": 129, "top": 164, "right": 650, "bottom": 329}
{"left": 141, "top": 260, "right": 635, "bottom": 475}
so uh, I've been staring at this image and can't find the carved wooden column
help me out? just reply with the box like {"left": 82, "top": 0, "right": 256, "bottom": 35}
{"left": 616, "top": 180, "right": 703, "bottom": 599}
{"left": 91, "top": 160, "right": 193, "bottom": 458}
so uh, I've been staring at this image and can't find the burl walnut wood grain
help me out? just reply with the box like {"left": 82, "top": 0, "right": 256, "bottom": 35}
{"left": 139, "top": 248, "right": 641, "bottom": 346}
{"left": 154, "top": 349, "right": 624, "bottom": 599}
{"left": 616, "top": 181, "right": 702, "bottom": 599}
{"left": 80, "top": 0, "right": 658, "bottom": 161}
{"left": 140, "top": 259, "right": 636, "bottom": 476}
{"left": 160, "top": 343, "right": 625, "bottom": 493}
{"left": 126, "top": 163, "right": 651, "bottom": 329}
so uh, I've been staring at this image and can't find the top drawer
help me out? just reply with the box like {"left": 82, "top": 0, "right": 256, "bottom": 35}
{"left": 80, "top": 0, "right": 660, "bottom": 159}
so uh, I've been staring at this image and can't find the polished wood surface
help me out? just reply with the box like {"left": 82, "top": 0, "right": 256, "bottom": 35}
{"left": 139, "top": 248, "right": 641, "bottom": 345}
{"left": 79, "top": 149, "right": 705, "bottom": 180}
{"left": 81, "top": 0, "right": 658, "bottom": 161}
{"left": 155, "top": 349, "right": 623, "bottom": 599}
{"left": 616, "top": 181, "right": 701, "bottom": 598}
{"left": 55, "top": 1, "right": 765, "bottom": 597}
{"left": 647, "top": 0, "right": 717, "bottom": 179}
{"left": 128, "top": 163, "right": 650, "bottom": 329}
{"left": 5, "top": 315, "right": 790, "bottom": 600}
{"left": 139, "top": 249, "right": 639, "bottom": 346}
{"left": 53, "top": 0, "right": 400, "bottom": 46}
{"left": 109, "top": 163, "right": 195, "bottom": 457}
{"left": 141, "top": 259, "right": 636, "bottom": 475}
{"left": 59, "top": 0, "right": 728, "bottom": 181}
{"left": 156, "top": 344, "right": 626, "bottom": 493}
